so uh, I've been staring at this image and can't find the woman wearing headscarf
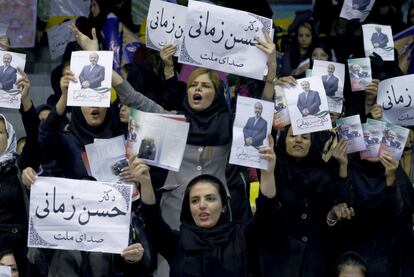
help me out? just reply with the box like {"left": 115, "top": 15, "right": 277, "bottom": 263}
{"left": 69, "top": 24, "right": 277, "bottom": 231}
{"left": 0, "top": 114, "right": 28, "bottom": 277}
{"left": 35, "top": 69, "right": 146, "bottom": 276}
{"left": 119, "top": 139, "right": 277, "bottom": 276}
{"left": 257, "top": 126, "right": 351, "bottom": 277}
{"left": 332, "top": 152, "right": 414, "bottom": 276}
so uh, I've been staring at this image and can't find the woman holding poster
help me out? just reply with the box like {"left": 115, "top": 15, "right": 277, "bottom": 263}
{"left": 257, "top": 126, "right": 351, "bottom": 277}
{"left": 121, "top": 139, "right": 276, "bottom": 277}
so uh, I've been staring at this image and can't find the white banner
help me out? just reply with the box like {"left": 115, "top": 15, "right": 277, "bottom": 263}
{"left": 146, "top": 0, "right": 187, "bottom": 56}
{"left": 377, "top": 74, "right": 414, "bottom": 126}
{"left": 178, "top": 0, "right": 272, "bottom": 80}
{"left": 47, "top": 19, "right": 76, "bottom": 60}
{"left": 28, "top": 177, "right": 132, "bottom": 254}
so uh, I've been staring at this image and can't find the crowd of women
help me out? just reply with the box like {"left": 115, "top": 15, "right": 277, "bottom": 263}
{"left": 1, "top": 0, "right": 414, "bottom": 276}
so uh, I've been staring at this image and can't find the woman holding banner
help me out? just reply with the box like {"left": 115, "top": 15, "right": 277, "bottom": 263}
{"left": 120, "top": 137, "right": 277, "bottom": 277}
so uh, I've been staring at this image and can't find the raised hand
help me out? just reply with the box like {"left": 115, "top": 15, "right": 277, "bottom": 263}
{"left": 120, "top": 156, "right": 151, "bottom": 184}
{"left": 160, "top": 44, "right": 177, "bottom": 66}
{"left": 69, "top": 24, "right": 99, "bottom": 51}
{"left": 379, "top": 151, "right": 398, "bottom": 187}
{"left": 16, "top": 67, "right": 31, "bottom": 111}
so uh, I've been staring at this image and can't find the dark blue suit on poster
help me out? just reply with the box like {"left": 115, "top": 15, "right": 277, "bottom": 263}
{"left": 243, "top": 116, "right": 267, "bottom": 147}
{"left": 0, "top": 65, "right": 17, "bottom": 90}
{"left": 322, "top": 74, "right": 339, "bottom": 97}
{"left": 297, "top": 90, "right": 321, "bottom": 116}
{"left": 371, "top": 32, "right": 389, "bottom": 48}
{"left": 79, "top": 64, "right": 105, "bottom": 89}
{"left": 352, "top": 0, "right": 371, "bottom": 11}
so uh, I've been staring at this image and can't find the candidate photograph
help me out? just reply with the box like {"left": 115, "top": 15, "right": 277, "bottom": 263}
{"left": 0, "top": 53, "right": 17, "bottom": 91}
{"left": 371, "top": 26, "right": 389, "bottom": 49}
{"left": 243, "top": 102, "right": 268, "bottom": 148}
{"left": 79, "top": 52, "right": 105, "bottom": 89}
{"left": 322, "top": 64, "right": 339, "bottom": 97}
{"left": 296, "top": 80, "right": 321, "bottom": 117}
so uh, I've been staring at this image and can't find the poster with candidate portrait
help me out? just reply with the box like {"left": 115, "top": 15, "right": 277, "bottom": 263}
{"left": 362, "top": 24, "right": 394, "bottom": 61}
{"left": 284, "top": 76, "right": 332, "bottom": 135}
{"left": 347, "top": 57, "right": 372, "bottom": 92}
{"left": 68, "top": 51, "right": 113, "bottom": 107}
{"left": 336, "top": 114, "right": 366, "bottom": 153}
{"left": 229, "top": 96, "right": 274, "bottom": 169}
{"left": 340, "top": 0, "right": 376, "bottom": 22}
{"left": 379, "top": 122, "right": 409, "bottom": 161}
{"left": 360, "top": 119, "right": 386, "bottom": 159}
{"left": 312, "top": 60, "right": 345, "bottom": 113}
{"left": 0, "top": 51, "right": 26, "bottom": 109}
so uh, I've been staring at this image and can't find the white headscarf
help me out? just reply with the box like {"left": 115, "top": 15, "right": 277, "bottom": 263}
{"left": 0, "top": 114, "right": 16, "bottom": 167}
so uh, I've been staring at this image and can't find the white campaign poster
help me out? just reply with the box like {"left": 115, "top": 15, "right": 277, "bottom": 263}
{"left": 47, "top": 19, "right": 77, "bottom": 60}
{"left": 146, "top": 0, "right": 187, "bottom": 56}
{"left": 362, "top": 24, "right": 394, "bottom": 61}
{"left": 0, "top": 51, "right": 26, "bottom": 109}
{"left": 272, "top": 85, "right": 291, "bottom": 129}
{"left": 340, "top": 0, "right": 376, "bottom": 22}
{"left": 284, "top": 76, "right": 332, "bottom": 135}
{"left": 312, "top": 60, "right": 345, "bottom": 113}
{"left": 229, "top": 96, "right": 274, "bottom": 169}
{"left": 336, "top": 114, "right": 366, "bottom": 153}
{"left": 377, "top": 74, "right": 414, "bottom": 126}
{"left": 28, "top": 177, "right": 132, "bottom": 254}
{"left": 179, "top": 0, "right": 272, "bottom": 80}
{"left": 68, "top": 51, "right": 113, "bottom": 107}
{"left": 127, "top": 109, "right": 189, "bottom": 172}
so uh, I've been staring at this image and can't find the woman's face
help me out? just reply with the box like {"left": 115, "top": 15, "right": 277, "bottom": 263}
{"left": 187, "top": 73, "right": 216, "bottom": 112}
{"left": 0, "top": 119, "right": 8, "bottom": 155}
{"left": 90, "top": 0, "right": 101, "bottom": 18}
{"left": 0, "top": 253, "right": 19, "bottom": 277}
{"left": 80, "top": 107, "right": 107, "bottom": 127}
{"left": 297, "top": 26, "right": 312, "bottom": 50}
{"left": 285, "top": 127, "right": 311, "bottom": 159}
{"left": 119, "top": 105, "right": 130, "bottom": 124}
{"left": 311, "top": 47, "right": 329, "bottom": 62}
{"left": 338, "top": 265, "right": 365, "bottom": 277}
{"left": 189, "top": 182, "right": 224, "bottom": 228}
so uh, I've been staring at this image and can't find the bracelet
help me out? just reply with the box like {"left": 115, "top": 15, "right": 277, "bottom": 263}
{"left": 326, "top": 213, "right": 338, "bottom": 226}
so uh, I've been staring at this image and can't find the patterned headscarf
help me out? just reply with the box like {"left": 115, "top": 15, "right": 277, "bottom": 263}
{"left": 0, "top": 114, "right": 16, "bottom": 167}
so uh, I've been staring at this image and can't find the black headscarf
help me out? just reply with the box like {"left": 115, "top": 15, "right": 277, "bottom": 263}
{"left": 68, "top": 106, "right": 121, "bottom": 146}
{"left": 275, "top": 127, "right": 329, "bottom": 197}
{"left": 182, "top": 79, "right": 233, "bottom": 146}
{"left": 172, "top": 174, "right": 248, "bottom": 277}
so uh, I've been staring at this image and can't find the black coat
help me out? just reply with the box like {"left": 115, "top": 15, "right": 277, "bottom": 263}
{"left": 258, "top": 130, "right": 351, "bottom": 277}
{"left": 0, "top": 164, "right": 28, "bottom": 276}
{"left": 332, "top": 158, "right": 414, "bottom": 276}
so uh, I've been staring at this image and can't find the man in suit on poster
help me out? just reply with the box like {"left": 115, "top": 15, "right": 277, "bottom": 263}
{"left": 322, "top": 63, "right": 339, "bottom": 97}
{"left": 79, "top": 52, "right": 105, "bottom": 89}
{"left": 371, "top": 26, "right": 389, "bottom": 48}
{"left": 0, "top": 53, "right": 17, "bottom": 91}
{"left": 297, "top": 80, "right": 321, "bottom": 117}
{"left": 243, "top": 102, "right": 268, "bottom": 147}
